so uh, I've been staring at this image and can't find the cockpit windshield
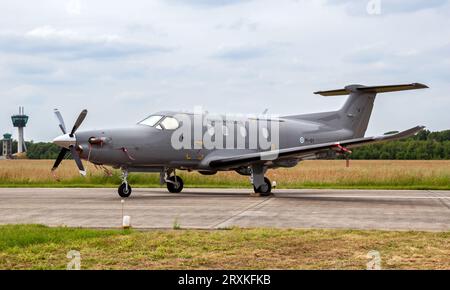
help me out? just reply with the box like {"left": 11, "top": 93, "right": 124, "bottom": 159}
{"left": 138, "top": 115, "right": 180, "bottom": 130}
{"left": 139, "top": 115, "right": 163, "bottom": 127}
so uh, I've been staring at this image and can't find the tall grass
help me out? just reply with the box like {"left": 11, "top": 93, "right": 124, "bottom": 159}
{"left": 0, "top": 160, "right": 449, "bottom": 189}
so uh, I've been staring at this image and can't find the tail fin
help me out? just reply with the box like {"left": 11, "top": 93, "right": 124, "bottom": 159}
{"left": 313, "top": 83, "right": 428, "bottom": 138}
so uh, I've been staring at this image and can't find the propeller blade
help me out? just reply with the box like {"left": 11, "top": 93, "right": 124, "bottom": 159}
{"left": 70, "top": 109, "right": 88, "bottom": 137}
{"left": 70, "top": 146, "right": 86, "bottom": 176}
{"left": 52, "top": 148, "right": 70, "bottom": 171}
{"left": 54, "top": 109, "right": 67, "bottom": 134}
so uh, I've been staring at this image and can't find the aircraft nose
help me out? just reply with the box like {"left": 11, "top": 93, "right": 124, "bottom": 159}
{"left": 53, "top": 134, "right": 76, "bottom": 149}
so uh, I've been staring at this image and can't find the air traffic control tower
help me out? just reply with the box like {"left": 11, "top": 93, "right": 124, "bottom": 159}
{"left": 11, "top": 106, "right": 29, "bottom": 153}
{"left": 1, "top": 133, "right": 12, "bottom": 159}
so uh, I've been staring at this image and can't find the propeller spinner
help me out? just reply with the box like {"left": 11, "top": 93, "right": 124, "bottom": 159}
{"left": 52, "top": 109, "right": 88, "bottom": 176}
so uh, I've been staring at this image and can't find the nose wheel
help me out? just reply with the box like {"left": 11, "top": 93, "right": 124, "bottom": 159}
{"left": 118, "top": 183, "right": 132, "bottom": 198}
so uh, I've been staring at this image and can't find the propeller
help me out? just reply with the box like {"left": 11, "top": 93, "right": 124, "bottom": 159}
{"left": 52, "top": 109, "right": 88, "bottom": 176}
{"left": 54, "top": 109, "right": 67, "bottom": 134}
{"left": 70, "top": 109, "right": 87, "bottom": 137}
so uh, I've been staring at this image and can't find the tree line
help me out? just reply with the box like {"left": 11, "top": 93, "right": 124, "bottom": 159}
{"left": 350, "top": 130, "right": 450, "bottom": 160}
{"left": 0, "top": 141, "right": 61, "bottom": 159}
{"left": 1, "top": 129, "right": 449, "bottom": 160}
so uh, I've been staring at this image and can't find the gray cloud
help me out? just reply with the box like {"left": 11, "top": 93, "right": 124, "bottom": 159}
{"left": 168, "top": 0, "right": 252, "bottom": 8}
{"left": 0, "top": 27, "right": 172, "bottom": 61}
{"left": 213, "top": 46, "right": 267, "bottom": 61}
{"left": 215, "top": 18, "right": 259, "bottom": 31}
{"left": 327, "top": 0, "right": 449, "bottom": 15}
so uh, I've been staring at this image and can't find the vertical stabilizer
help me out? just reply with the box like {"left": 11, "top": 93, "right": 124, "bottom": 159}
{"left": 312, "top": 83, "right": 428, "bottom": 138}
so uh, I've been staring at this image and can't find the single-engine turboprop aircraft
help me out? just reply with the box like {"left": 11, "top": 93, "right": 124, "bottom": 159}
{"left": 52, "top": 83, "right": 428, "bottom": 198}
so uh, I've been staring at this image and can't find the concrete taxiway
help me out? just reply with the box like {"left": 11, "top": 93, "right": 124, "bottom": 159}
{"left": 0, "top": 188, "right": 449, "bottom": 231}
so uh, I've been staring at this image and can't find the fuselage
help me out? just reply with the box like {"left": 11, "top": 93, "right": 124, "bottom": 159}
{"left": 52, "top": 111, "right": 354, "bottom": 172}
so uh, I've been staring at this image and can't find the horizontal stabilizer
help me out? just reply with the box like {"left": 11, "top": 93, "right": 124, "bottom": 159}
{"left": 314, "top": 83, "right": 428, "bottom": 96}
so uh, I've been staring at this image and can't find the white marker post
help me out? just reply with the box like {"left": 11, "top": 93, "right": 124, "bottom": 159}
{"left": 123, "top": 215, "right": 131, "bottom": 229}
{"left": 121, "top": 199, "right": 131, "bottom": 229}
{"left": 272, "top": 181, "right": 277, "bottom": 189}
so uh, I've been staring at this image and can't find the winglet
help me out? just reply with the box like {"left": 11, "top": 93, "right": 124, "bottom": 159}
{"left": 374, "top": 125, "right": 426, "bottom": 141}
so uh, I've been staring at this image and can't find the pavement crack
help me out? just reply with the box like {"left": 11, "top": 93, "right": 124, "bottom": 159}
{"left": 211, "top": 196, "right": 273, "bottom": 229}
{"left": 427, "top": 190, "right": 450, "bottom": 210}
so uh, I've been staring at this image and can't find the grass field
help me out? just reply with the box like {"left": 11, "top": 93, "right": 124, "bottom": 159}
{"left": 0, "top": 225, "right": 448, "bottom": 270}
{"left": 0, "top": 160, "right": 449, "bottom": 189}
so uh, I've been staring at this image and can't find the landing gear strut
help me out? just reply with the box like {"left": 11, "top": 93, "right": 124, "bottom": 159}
{"left": 162, "top": 169, "right": 184, "bottom": 193}
{"left": 118, "top": 170, "right": 132, "bottom": 198}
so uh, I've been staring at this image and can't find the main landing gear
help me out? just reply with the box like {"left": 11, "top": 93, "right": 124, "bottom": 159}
{"left": 251, "top": 165, "right": 272, "bottom": 197}
{"left": 162, "top": 169, "right": 184, "bottom": 193}
{"left": 166, "top": 175, "right": 184, "bottom": 193}
{"left": 253, "top": 177, "right": 272, "bottom": 196}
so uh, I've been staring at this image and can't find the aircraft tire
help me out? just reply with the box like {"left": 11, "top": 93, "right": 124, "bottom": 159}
{"left": 167, "top": 176, "right": 184, "bottom": 193}
{"left": 254, "top": 177, "right": 272, "bottom": 197}
{"left": 118, "top": 183, "right": 132, "bottom": 198}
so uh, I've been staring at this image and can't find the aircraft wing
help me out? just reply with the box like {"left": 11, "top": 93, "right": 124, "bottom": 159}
{"left": 208, "top": 126, "right": 425, "bottom": 169}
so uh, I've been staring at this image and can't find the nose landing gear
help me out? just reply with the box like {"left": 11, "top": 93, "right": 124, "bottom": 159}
{"left": 118, "top": 170, "right": 132, "bottom": 198}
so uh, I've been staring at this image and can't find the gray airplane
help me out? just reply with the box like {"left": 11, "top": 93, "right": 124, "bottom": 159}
{"left": 52, "top": 83, "right": 428, "bottom": 198}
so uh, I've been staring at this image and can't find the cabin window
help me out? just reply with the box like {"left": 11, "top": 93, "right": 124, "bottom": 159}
{"left": 222, "top": 125, "right": 229, "bottom": 136}
{"left": 139, "top": 115, "right": 163, "bottom": 127}
{"left": 207, "top": 123, "right": 215, "bottom": 136}
{"left": 262, "top": 127, "right": 269, "bottom": 139}
{"left": 239, "top": 125, "right": 247, "bottom": 137}
{"left": 160, "top": 117, "right": 180, "bottom": 130}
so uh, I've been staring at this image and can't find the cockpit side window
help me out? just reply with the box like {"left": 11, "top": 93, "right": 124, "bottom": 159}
{"left": 160, "top": 117, "right": 180, "bottom": 130}
{"left": 139, "top": 115, "right": 163, "bottom": 127}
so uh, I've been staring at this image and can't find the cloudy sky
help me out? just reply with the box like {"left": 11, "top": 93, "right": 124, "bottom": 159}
{"left": 0, "top": 0, "right": 449, "bottom": 142}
